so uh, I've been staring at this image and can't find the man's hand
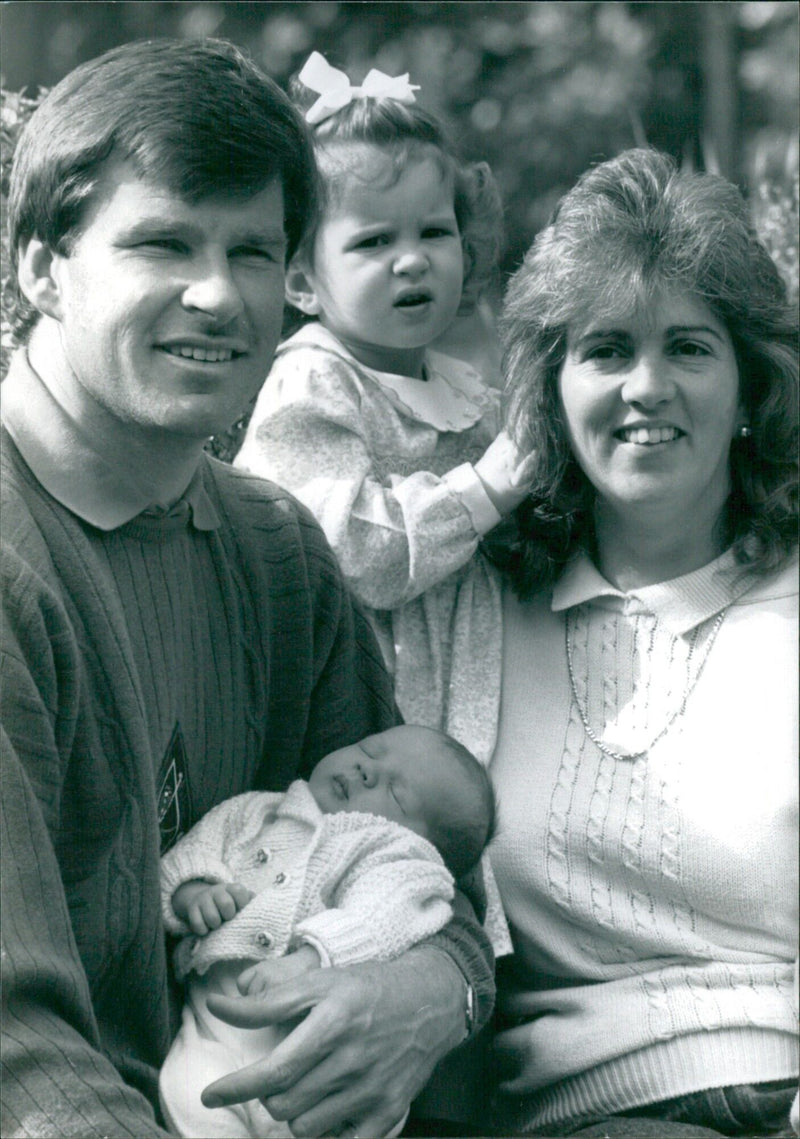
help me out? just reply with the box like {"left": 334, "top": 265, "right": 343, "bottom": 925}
{"left": 239, "top": 944, "right": 322, "bottom": 995}
{"left": 201, "top": 947, "right": 468, "bottom": 1138}
{"left": 172, "top": 879, "right": 255, "bottom": 936}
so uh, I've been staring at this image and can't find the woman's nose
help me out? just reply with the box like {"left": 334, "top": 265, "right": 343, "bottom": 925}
{"left": 621, "top": 354, "right": 676, "bottom": 408}
{"left": 181, "top": 256, "right": 245, "bottom": 324}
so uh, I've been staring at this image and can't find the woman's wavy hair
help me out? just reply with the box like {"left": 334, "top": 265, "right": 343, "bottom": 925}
{"left": 491, "top": 147, "right": 798, "bottom": 597}
{"left": 287, "top": 69, "right": 503, "bottom": 318}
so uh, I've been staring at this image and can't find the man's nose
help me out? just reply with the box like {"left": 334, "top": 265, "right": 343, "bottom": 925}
{"left": 621, "top": 354, "right": 677, "bottom": 408}
{"left": 181, "top": 256, "right": 245, "bottom": 324}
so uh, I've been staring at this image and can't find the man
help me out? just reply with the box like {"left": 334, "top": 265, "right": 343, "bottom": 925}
{"left": 0, "top": 40, "right": 493, "bottom": 1138}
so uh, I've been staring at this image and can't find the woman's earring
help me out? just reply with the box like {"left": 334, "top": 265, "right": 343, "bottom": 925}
{"left": 737, "top": 424, "right": 752, "bottom": 438}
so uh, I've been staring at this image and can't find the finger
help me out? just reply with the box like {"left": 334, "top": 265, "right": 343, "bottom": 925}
{"left": 228, "top": 882, "right": 255, "bottom": 909}
{"left": 202, "top": 995, "right": 345, "bottom": 1107}
{"left": 287, "top": 1083, "right": 407, "bottom": 1139}
{"left": 199, "top": 896, "right": 223, "bottom": 929}
{"left": 207, "top": 969, "right": 333, "bottom": 1028}
{"left": 214, "top": 889, "right": 238, "bottom": 922}
{"left": 187, "top": 904, "right": 209, "bottom": 936}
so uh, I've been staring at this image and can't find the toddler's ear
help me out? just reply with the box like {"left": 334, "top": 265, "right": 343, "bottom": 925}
{"left": 285, "top": 258, "right": 322, "bottom": 316}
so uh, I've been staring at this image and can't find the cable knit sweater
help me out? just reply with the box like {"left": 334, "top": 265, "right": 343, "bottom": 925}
{"left": 161, "top": 780, "right": 454, "bottom": 978}
{"left": 235, "top": 323, "right": 505, "bottom": 765}
{"left": 1, "top": 404, "right": 494, "bottom": 1138}
{"left": 487, "top": 550, "right": 799, "bottom": 1134}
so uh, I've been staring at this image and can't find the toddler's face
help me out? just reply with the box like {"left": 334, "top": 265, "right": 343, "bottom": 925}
{"left": 291, "top": 144, "right": 464, "bottom": 376}
{"left": 308, "top": 725, "right": 468, "bottom": 843}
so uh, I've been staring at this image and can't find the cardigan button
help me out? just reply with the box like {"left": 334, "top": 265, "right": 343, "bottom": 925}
{"left": 256, "top": 931, "right": 273, "bottom": 948}
{"left": 256, "top": 847, "right": 271, "bottom": 864}
{"left": 274, "top": 872, "right": 287, "bottom": 885}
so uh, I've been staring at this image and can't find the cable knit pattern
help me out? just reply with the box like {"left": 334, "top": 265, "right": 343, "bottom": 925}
{"left": 160, "top": 780, "right": 454, "bottom": 978}
{"left": 488, "top": 550, "right": 799, "bottom": 1134}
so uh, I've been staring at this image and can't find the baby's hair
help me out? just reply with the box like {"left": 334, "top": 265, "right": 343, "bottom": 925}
{"left": 423, "top": 730, "right": 497, "bottom": 881}
{"left": 288, "top": 65, "right": 503, "bottom": 313}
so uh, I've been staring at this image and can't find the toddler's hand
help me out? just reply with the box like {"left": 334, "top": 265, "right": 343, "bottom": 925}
{"left": 172, "top": 879, "right": 255, "bottom": 936}
{"left": 474, "top": 430, "right": 537, "bottom": 516}
{"left": 238, "top": 944, "right": 322, "bottom": 996}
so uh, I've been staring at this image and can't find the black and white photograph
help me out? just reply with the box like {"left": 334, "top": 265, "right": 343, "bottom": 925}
{"left": 1, "top": 4, "right": 798, "bottom": 1137}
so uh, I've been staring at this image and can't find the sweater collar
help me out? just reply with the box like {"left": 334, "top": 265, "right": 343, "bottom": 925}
{"left": 551, "top": 548, "right": 754, "bottom": 636}
{"left": 1, "top": 350, "right": 219, "bottom": 532}
{"left": 284, "top": 323, "right": 490, "bottom": 432}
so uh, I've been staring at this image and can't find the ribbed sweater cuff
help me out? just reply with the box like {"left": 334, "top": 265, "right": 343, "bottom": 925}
{"left": 509, "top": 1028, "right": 799, "bottom": 1133}
{"left": 425, "top": 917, "right": 495, "bottom": 1037}
{"left": 443, "top": 463, "right": 502, "bottom": 537}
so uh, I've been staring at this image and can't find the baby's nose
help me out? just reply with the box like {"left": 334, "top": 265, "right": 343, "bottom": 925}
{"left": 355, "top": 762, "right": 378, "bottom": 788}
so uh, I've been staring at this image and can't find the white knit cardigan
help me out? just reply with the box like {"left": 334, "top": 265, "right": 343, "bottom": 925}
{"left": 160, "top": 780, "right": 454, "bottom": 980}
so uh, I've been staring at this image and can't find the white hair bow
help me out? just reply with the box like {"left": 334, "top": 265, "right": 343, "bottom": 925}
{"left": 299, "top": 51, "right": 420, "bottom": 126}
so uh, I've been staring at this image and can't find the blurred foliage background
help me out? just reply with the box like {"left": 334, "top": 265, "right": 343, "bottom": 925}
{"left": 2, "top": 1, "right": 797, "bottom": 402}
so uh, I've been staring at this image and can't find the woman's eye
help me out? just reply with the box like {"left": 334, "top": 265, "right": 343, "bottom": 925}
{"left": 586, "top": 342, "right": 626, "bottom": 361}
{"left": 673, "top": 340, "right": 710, "bottom": 357}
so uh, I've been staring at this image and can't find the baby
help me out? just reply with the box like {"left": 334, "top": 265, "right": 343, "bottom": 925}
{"left": 159, "top": 724, "right": 495, "bottom": 1138}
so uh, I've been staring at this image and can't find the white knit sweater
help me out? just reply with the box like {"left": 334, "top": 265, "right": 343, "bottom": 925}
{"left": 160, "top": 781, "right": 454, "bottom": 980}
{"left": 235, "top": 323, "right": 504, "bottom": 765}
{"left": 489, "top": 550, "right": 799, "bottom": 1133}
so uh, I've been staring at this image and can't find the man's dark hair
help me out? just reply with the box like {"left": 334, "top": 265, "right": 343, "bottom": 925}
{"left": 7, "top": 37, "right": 318, "bottom": 341}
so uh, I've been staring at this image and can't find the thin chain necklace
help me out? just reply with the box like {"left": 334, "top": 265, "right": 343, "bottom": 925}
{"left": 565, "top": 607, "right": 728, "bottom": 762}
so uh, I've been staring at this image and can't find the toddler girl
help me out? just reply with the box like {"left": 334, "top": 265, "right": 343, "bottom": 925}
{"left": 158, "top": 724, "right": 494, "bottom": 1138}
{"left": 235, "top": 52, "right": 534, "bottom": 767}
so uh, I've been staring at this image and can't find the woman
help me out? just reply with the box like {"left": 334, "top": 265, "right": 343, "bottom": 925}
{"left": 483, "top": 149, "right": 798, "bottom": 1137}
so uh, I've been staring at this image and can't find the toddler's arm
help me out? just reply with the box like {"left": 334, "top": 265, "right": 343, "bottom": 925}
{"left": 172, "top": 879, "right": 255, "bottom": 937}
{"left": 236, "top": 350, "right": 533, "bottom": 609}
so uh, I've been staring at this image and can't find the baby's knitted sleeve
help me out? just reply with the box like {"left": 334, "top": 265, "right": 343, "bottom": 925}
{"left": 159, "top": 792, "right": 268, "bottom": 936}
{"left": 235, "top": 347, "right": 501, "bottom": 610}
{"left": 294, "top": 827, "right": 455, "bottom": 966}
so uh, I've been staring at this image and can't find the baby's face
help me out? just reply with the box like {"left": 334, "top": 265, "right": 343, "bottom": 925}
{"left": 308, "top": 725, "right": 466, "bottom": 842}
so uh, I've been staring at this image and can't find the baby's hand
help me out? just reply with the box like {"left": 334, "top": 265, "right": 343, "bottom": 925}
{"left": 172, "top": 879, "right": 255, "bottom": 936}
{"left": 238, "top": 944, "right": 322, "bottom": 996}
{"left": 474, "top": 430, "right": 537, "bottom": 516}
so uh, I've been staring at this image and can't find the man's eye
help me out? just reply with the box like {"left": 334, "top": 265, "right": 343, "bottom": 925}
{"left": 136, "top": 238, "right": 184, "bottom": 252}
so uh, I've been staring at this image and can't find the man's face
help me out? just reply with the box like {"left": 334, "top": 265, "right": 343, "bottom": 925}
{"left": 43, "top": 161, "right": 287, "bottom": 440}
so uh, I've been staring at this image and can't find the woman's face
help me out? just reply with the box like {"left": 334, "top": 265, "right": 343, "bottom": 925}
{"left": 558, "top": 290, "right": 744, "bottom": 526}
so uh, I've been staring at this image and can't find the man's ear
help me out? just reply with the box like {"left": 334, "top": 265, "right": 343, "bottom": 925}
{"left": 285, "top": 258, "right": 321, "bottom": 316}
{"left": 17, "top": 238, "right": 66, "bottom": 321}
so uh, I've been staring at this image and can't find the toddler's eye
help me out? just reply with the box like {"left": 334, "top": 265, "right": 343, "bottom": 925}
{"left": 355, "top": 234, "right": 391, "bottom": 250}
{"left": 422, "top": 226, "right": 456, "bottom": 239}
